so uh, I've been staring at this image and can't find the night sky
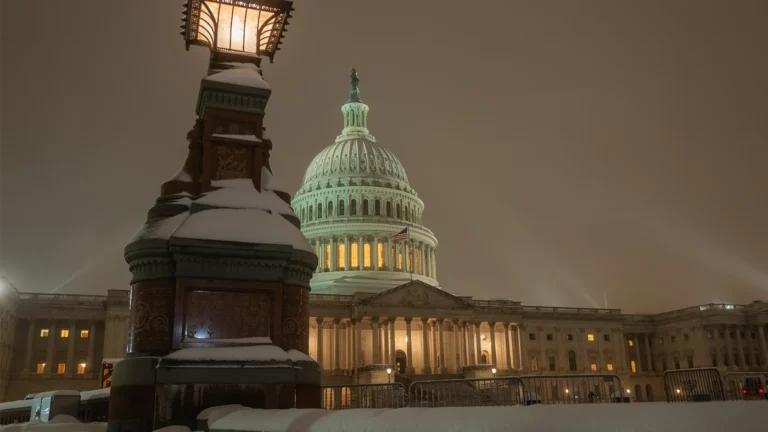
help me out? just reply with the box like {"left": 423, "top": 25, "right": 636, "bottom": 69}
{"left": 1, "top": 0, "right": 767, "bottom": 313}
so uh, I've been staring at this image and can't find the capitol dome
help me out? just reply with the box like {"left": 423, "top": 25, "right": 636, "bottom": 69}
{"left": 292, "top": 69, "right": 439, "bottom": 295}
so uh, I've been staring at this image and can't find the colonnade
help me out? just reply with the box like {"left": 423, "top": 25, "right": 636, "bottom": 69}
{"left": 311, "top": 236, "right": 437, "bottom": 279}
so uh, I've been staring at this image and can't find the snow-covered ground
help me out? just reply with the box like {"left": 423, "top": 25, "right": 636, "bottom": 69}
{"left": 205, "top": 402, "right": 766, "bottom": 432}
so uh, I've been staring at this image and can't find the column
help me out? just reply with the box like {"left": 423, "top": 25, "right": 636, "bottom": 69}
{"left": 333, "top": 319, "right": 341, "bottom": 372}
{"left": 612, "top": 330, "right": 624, "bottom": 372}
{"left": 736, "top": 327, "right": 746, "bottom": 371}
{"left": 404, "top": 241, "right": 410, "bottom": 272}
{"left": 632, "top": 335, "right": 641, "bottom": 372}
{"left": 467, "top": 323, "right": 476, "bottom": 364}
{"left": 371, "top": 318, "right": 380, "bottom": 364}
{"left": 512, "top": 326, "right": 521, "bottom": 370}
{"left": 461, "top": 322, "right": 469, "bottom": 366}
{"left": 539, "top": 328, "right": 546, "bottom": 371}
{"left": 84, "top": 322, "right": 96, "bottom": 374}
{"left": 373, "top": 237, "right": 380, "bottom": 271}
{"left": 384, "top": 238, "right": 392, "bottom": 270}
{"left": 315, "top": 317, "right": 324, "bottom": 369}
{"left": 330, "top": 238, "right": 338, "bottom": 271}
{"left": 475, "top": 322, "right": 482, "bottom": 365}
{"left": 358, "top": 236, "right": 364, "bottom": 270}
{"left": 65, "top": 322, "right": 76, "bottom": 376}
{"left": 344, "top": 237, "right": 351, "bottom": 270}
{"left": 504, "top": 323, "right": 513, "bottom": 371}
{"left": 488, "top": 322, "right": 497, "bottom": 367}
{"left": 644, "top": 334, "right": 653, "bottom": 372}
{"left": 438, "top": 319, "right": 447, "bottom": 373}
{"left": 744, "top": 327, "right": 755, "bottom": 368}
{"left": 431, "top": 321, "right": 438, "bottom": 367}
{"left": 390, "top": 318, "right": 396, "bottom": 369}
{"left": 555, "top": 327, "right": 565, "bottom": 372}
{"left": 44, "top": 321, "right": 57, "bottom": 374}
{"left": 725, "top": 326, "right": 735, "bottom": 370}
{"left": 22, "top": 320, "right": 35, "bottom": 374}
{"left": 596, "top": 331, "right": 604, "bottom": 372}
{"left": 405, "top": 318, "right": 414, "bottom": 373}
{"left": 420, "top": 317, "right": 431, "bottom": 374}
{"left": 452, "top": 319, "right": 462, "bottom": 372}
{"left": 431, "top": 248, "right": 437, "bottom": 280}
{"left": 353, "top": 318, "right": 360, "bottom": 373}
{"left": 383, "top": 320, "right": 390, "bottom": 364}
{"left": 758, "top": 326, "right": 768, "bottom": 369}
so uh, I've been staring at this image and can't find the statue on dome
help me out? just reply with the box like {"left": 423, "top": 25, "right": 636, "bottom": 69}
{"left": 349, "top": 67, "right": 362, "bottom": 102}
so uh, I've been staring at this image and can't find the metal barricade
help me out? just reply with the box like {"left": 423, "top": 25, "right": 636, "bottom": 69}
{"left": 321, "top": 383, "right": 407, "bottom": 410}
{"left": 722, "top": 371, "right": 768, "bottom": 401}
{"left": 519, "top": 374, "right": 626, "bottom": 404}
{"left": 408, "top": 377, "right": 524, "bottom": 407}
{"left": 663, "top": 368, "right": 726, "bottom": 402}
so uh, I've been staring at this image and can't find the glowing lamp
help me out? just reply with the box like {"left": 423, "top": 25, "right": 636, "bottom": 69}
{"left": 386, "top": 368, "right": 392, "bottom": 374}
{"left": 182, "top": 0, "right": 293, "bottom": 62}
{"left": 564, "top": 389, "right": 569, "bottom": 394}
{"left": 676, "top": 389, "right": 681, "bottom": 394}
{"left": 626, "top": 389, "right": 630, "bottom": 394}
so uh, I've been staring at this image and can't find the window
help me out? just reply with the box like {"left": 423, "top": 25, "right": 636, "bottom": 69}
{"left": 317, "top": 203, "right": 322, "bottom": 219}
{"left": 396, "top": 203, "right": 402, "bottom": 219}
{"left": 546, "top": 334, "right": 553, "bottom": 341}
{"left": 481, "top": 350, "right": 489, "bottom": 364}
{"left": 363, "top": 199, "right": 369, "bottom": 215}
{"left": 57, "top": 363, "right": 66, "bottom": 374}
{"left": 60, "top": 329, "right": 69, "bottom": 338}
{"left": 548, "top": 356, "right": 556, "bottom": 371}
{"left": 673, "top": 357, "right": 680, "bottom": 370}
{"left": 80, "top": 330, "right": 89, "bottom": 338}
{"left": 386, "top": 201, "right": 392, "bottom": 217}
{"left": 568, "top": 350, "right": 577, "bottom": 371}
{"left": 686, "top": 355, "right": 693, "bottom": 369}
{"left": 40, "top": 329, "right": 49, "bottom": 337}
{"left": 628, "top": 340, "right": 634, "bottom": 347}
{"left": 374, "top": 200, "right": 381, "bottom": 216}
{"left": 327, "top": 201, "right": 333, "bottom": 217}
{"left": 77, "top": 363, "right": 86, "bottom": 374}
{"left": 671, "top": 335, "right": 676, "bottom": 343}
{"left": 529, "top": 333, "right": 536, "bottom": 341}
{"left": 587, "top": 334, "right": 595, "bottom": 341}
{"left": 683, "top": 333, "right": 689, "bottom": 341}
{"left": 751, "top": 332, "right": 757, "bottom": 340}
{"left": 36, "top": 363, "right": 46, "bottom": 374}
{"left": 631, "top": 360, "right": 637, "bottom": 373}
{"left": 325, "top": 245, "right": 330, "bottom": 269}
{"left": 607, "top": 364, "right": 613, "bottom": 371}
{"left": 337, "top": 243, "right": 346, "bottom": 268}
{"left": 363, "top": 243, "right": 371, "bottom": 268}
{"left": 350, "top": 243, "right": 359, "bottom": 268}
{"left": 338, "top": 200, "right": 345, "bottom": 216}
{"left": 308, "top": 206, "right": 313, "bottom": 220}
{"left": 405, "top": 206, "right": 410, "bottom": 221}
{"left": 658, "top": 337, "right": 664, "bottom": 345}
{"left": 604, "top": 334, "right": 610, "bottom": 342}
{"left": 350, "top": 199, "right": 357, "bottom": 216}
{"left": 377, "top": 243, "right": 384, "bottom": 268}
{"left": 567, "top": 334, "right": 574, "bottom": 341}
{"left": 590, "top": 364, "right": 597, "bottom": 371}
{"left": 397, "top": 251, "right": 403, "bottom": 270}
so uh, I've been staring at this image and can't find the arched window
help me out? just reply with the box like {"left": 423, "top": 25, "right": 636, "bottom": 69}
{"left": 337, "top": 243, "right": 345, "bottom": 269}
{"left": 339, "top": 200, "right": 345, "bottom": 216}
{"left": 396, "top": 203, "right": 402, "bottom": 219}
{"left": 327, "top": 201, "right": 333, "bottom": 217}
{"left": 350, "top": 199, "right": 357, "bottom": 216}
{"left": 405, "top": 206, "right": 410, "bottom": 221}
{"left": 375, "top": 199, "right": 381, "bottom": 216}
{"left": 317, "top": 203, "right": 323, "bottom": 219}
{"left": 308, "top": 207, "right": 313, "bottom": 221}
{"left": 363, "top": 199, "right": 369, "bottom": 216}
{"left": 568, "top": 350, "right": 577, "bottom": 371}
{"left": 386, "top": 202, "right": 392, "bottom": 217}
{"left": 363, "top": 243, "right": 371, "bottom": 268}
{"left": 481, "top": 350, "right": 489, "bottom": 365}
{"left": 301, "top": 208, "right": 305, "bottom": 222}
{"left": 377, "top": 243, "right": 384, "bottom": 269}
{"left": 350, "top": 243, "right": 359, "bottom": 268}
{"left": 645, "top": 384, "right": 654, "bottom": 402}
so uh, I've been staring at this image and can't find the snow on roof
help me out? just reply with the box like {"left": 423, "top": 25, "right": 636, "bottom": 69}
{"left": 0, "top": 399, "right": 33, "bottom": 410}
{"left": 33, "top": 390, "right": 80, "bottom": 398}
{"left": 204, "top": 64, "right": 270, "bottom": 90}
{"left": 210, "top": 178, "right": 254, "bottom": 189}
{"left": 261, "top": 167, "right": 286, "bottom": 193}
{"left": 211, "top": 134, "right": 262, "bottom": 143}
{"left": 186, "top": 337, "right": 271, "bottom": 345}
{"left": 196, "top": 187, "right": 293, "bottom": 216}
{"left": 172, "top": 208, "right": 312, "bottom": 252}
{"left": 80, "top": 388, "right": 110, "bottom": 401}
{"left": 167, "top": 167, "right": 192, "bottom": 182}
{"left": 130, "top": 211, "right": 190, "bottom": 242}
{"left": 163, "top": 344, "right": 312, "bottom": 363}
{"left": 197, "top": 405, "right": 249, "bottom": 422}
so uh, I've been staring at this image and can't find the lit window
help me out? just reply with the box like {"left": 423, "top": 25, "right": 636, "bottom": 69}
{"left": 630, "top": 360, "right": 637, "bottom": 373}
{"left": 350, "top": 243, "right": 359, "bottom": 268}
{"left": 363, "top": 243, "right": 371, "bottom": 268}
{"left": 60, "top": 329, "right": 69, "bottom": 338}
{"left": 337, "top": 243, "right": 345, "bottom": 268}
{"left": 36, "top": 363, "right": 46, "bottom": 374}
{"left": 587, "top": 334, "right": 595, "bottom": 341}
{"left": 40, "top": 329, "right": 49, "bottom": 337}
{"left": 397, "top": 252, "right": 403, "bottom": 270}
{"left": 325, "top": 245, "right": 330, "bottom": 269}
{"left": 57, "top": 363, "right": 66, "bottom": 374}
{"left": 628, "top": 340, "right": 634, "bottom": 347}
{"left": 77, "top": 363, "right": 86, "bottom": 374}
{"left": 658, "top": 338, "right": 664, "bottom": 345}
{"left": 591, "top": 364, "right": 597, "bottom": 371}
{"left": 414, "top": 249, "right": 419, "bottom": 273}
{"left": 607, "top": 364, "right": 613, "bottom": 371}
{"left": 80, "top": 330, "right": 89, "bottom": 338}
{"left": 377, "top": 243, "right": 384, "bottom": 268}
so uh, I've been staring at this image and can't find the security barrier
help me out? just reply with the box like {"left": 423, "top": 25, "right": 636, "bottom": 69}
{"left": 663, "top": 368, "right": 726, "bottom": 402}
{"left": 321, "top": 383, "right": 407, "bottom": 410}
{"left": 408, "top": 377, "right": 524, "bottom": 407}
{"left": 519, "top": 374, "right": 627, "bottom": 404}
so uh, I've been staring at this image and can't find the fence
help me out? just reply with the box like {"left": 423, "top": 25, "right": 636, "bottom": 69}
{"left": 723, "top": 372, "right": 768, "bottom": 401}
{"left": 663, "top": 368, "right": 726, "bottom": 402}
{"left": 409, "top": 377, "right": 524, "bottom": 407}
{"left": 321, "top": 383, "right": 406, "bottom": 410}
{"left": 519, "top": 374, "right": 626, "bottom": 404}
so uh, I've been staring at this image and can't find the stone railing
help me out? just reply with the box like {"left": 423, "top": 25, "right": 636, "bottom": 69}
{"left": 18, "top": 293, "right": 107, "bottom": 305}
{"left": 310, "top": 294, "right": 354, "bottom": 303}
{"left": 472, "top": 299, "right": 522, "bottom": 308}
{"left": 301, "top": 216, "right": 436, "bottom": 236}
{"left": 522, "top": 306, "right": 622, "bottom": 316}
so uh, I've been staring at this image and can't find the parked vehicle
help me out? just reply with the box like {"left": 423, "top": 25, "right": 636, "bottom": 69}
{"left": 0, "top": 388, "right": 111, "bottom": 425}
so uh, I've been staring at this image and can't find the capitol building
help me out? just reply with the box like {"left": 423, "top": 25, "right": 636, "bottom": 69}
{"left": 1, "top": 72, "right": 767, "bottom": 404}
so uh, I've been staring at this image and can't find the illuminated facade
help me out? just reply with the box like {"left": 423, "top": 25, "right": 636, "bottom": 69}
{"left": 292, "top": 70, "right": 439, "bottom": 294}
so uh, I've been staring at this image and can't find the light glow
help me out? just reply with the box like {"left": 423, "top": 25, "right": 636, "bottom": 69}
{"left": 386, "top": 368, "right": 392, "bottom": 374}
{"left": 676, "top": 389, "right": 681, "bottom": 394}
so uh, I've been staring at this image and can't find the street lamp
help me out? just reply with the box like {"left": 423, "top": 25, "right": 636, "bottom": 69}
{"left": 386, "top": 367, "right": 392, "bottom": 383}
{"left": 491, "top": 367, "right": 497, "bottom": 378}
{"left": 182, "top": 0, "right": 294, "bottom": 63}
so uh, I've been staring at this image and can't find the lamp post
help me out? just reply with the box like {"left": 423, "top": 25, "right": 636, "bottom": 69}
{"left": 491, "top": 367, "right": 497, "bottom": 378}
{"left": 386, "top": 367, "right": 392, "bottom": 383}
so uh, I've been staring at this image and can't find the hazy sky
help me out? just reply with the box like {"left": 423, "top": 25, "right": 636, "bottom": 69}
{"left": 1, "top": 0, "right": 767, "bottom": 313}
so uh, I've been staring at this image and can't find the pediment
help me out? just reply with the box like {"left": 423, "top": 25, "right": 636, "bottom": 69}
{"left": 357, "top": 280, "right": 472, "bottom": 309}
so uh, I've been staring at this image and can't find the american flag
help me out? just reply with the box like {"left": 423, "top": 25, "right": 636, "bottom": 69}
{"left": 392, "top": 227, "right": 408, "bottom": 240}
